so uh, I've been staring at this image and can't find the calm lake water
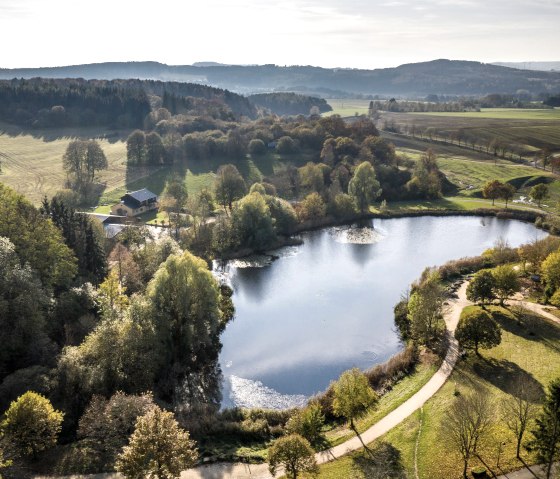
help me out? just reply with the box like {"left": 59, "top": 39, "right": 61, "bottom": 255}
{"left": 215, "top": 216, "right": 546, "bottom": 409}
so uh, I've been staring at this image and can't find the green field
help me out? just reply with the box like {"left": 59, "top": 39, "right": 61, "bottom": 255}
{"left": 0, "top": 123, "right": 131, "bottom": 204}
{"left": 325, "top": 99, "right": 371, "bottom": 117}
{"left": 412, "top": 108, "right": 560, "bottom": 121}
{"left": 382, "top": 110, "right": 560, "bottom": 154}
{"left": 310, "top": 305, "right": 560, "bottom": 478}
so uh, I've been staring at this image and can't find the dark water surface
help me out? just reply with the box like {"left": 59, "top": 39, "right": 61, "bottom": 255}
{"left": 215, "top": 216, "right": 546, "bottom": 409}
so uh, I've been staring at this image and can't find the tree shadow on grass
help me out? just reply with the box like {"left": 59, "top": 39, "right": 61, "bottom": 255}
{"left": 491, "top": 307, "right": 560, "bottom": 354}
{"left": 472, "top": 356, "right": 543, "bottom": 401}
{"left": 350, "top": 441, "right": 407, "bottom": 479}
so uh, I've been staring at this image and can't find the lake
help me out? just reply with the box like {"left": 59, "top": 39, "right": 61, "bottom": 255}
{"left": 215, "top": 216, "right": 546, "bottom": 409}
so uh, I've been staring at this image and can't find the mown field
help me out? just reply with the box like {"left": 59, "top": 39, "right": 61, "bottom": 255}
{"left": 309, "top": 305, "right": 560, "bottom": 478}
{"left": 413, "top": 108, "right": 560, "bottom": 121}
{"left": 382, "top": 110, "right": 560, "bottom": 154}
{"left": 325, "top": 99, "right": 371, "bottom": 117}
{"left": 0, "top": 123, "right": 132, "bottom": 205}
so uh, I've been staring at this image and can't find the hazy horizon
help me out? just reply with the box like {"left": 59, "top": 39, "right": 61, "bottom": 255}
{"left": 1, "top": 0, "right": 559, "bottom": 70}
{"left": 2, "top": 58, "right": 560, "bottom": 72}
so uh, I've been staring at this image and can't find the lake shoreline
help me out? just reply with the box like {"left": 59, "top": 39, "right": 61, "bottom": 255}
{"left": 218, "top": 206, "right": 548, "bottom": 261}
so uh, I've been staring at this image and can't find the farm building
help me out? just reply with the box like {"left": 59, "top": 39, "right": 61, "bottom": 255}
{"left": 83, "top": 212, "right": 127, "bottom": 239}
{"left": 110, "top": 188, "right": 159, "bottom": 217}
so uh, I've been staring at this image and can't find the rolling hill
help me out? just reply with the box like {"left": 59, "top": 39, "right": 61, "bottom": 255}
{"left": 2, "top": 59, "right": 560, "bottom": 97}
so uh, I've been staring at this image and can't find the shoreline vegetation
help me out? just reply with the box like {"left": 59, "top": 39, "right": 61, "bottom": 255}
{"left": 219, "top": 206, "right": 552, "bottom": 261}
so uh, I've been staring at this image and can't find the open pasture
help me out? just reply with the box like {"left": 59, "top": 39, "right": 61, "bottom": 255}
{"left": 382, "top": 110, "right": 560, "bottom": 154}
{"left": 0, "top": 124, "right": 131, "bottom": 204}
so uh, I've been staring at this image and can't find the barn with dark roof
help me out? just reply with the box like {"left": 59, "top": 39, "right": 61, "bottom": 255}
{"left": 110, "top": 188, "right": 159, "bottom": 217}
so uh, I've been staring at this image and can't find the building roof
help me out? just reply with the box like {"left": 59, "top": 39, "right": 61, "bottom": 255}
{"left": 123, "top": 188, "right": 157, "bottom": 203}
{"left": 82, "top": 212, "right": 126, "bottom": 224}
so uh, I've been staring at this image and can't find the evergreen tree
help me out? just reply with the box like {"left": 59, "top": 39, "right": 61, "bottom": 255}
{"left": 529, "top": 378, "right": 560, "bottom": 478}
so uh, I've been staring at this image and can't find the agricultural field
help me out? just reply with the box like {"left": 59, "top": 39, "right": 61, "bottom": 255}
{"left": 325, "top": 99, "right": 372, "bottom": 117}
{"left": 412, "top": 108, "right": 560, "bottom": 121}
{"left": 382, "top": 109, "right": 560, "bottom": 155}
{"left": 0, "top": 123, "right": 130, "bottom": 204}
{"left": 311, "top": 305, "right": 560, "bottom": 478}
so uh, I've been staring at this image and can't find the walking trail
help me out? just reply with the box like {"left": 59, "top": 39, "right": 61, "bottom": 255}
{"left": 39, "top": 282, "right": 470, "bottom": 479}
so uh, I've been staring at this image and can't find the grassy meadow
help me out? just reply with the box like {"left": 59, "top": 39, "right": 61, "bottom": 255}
{"left": 382, "top": 109, "right": 560, "bottom": 154}
{"left": 307, "top": 305, "right": 560, "bottom": 479}
{"left": 413, "top": 107, "right": 560, "bottom": 121}
{"left": 325, "top": 99, "right": 372, "bottom": 117}
{"left": 0, "top": 125, "right": 131, "bottom": 205}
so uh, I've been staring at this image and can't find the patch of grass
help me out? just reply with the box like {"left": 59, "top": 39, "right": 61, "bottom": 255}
{"left": 434, "top": 157, "right": 554, "bottom": 195}
{"left": 317, "top": 305, "right": 560, "bottom": 478}
{"left": 324, "top": 99, "right": 371, "bottom": 117}
{"left": 412, "top": 108, "right": 560, "bottom": 121}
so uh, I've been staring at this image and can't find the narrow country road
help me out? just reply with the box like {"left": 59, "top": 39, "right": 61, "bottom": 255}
{"left": 37, "top": 283, "right": 471, "bottom": 479}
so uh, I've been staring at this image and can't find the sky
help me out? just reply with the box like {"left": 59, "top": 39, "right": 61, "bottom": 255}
{"left": 0, "top": 0, "right": 559, "bottom": 69}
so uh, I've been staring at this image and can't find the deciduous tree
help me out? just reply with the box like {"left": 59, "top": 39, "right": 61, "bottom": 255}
{"left": 455, "top": 307, "right": 501, "bottom": 355}
{"left": 466, "top": 270, "right": 496, "bottom": 305}
{"left": 116, "top": 406, "right": 198, "bottom": 479}
{"left": 126, "top": 130, "right": 146, "bottom": 165}
{"left": 348, "top": 161, "right": 381, "bottom": 213}
{"left": 407, "top": 269, "right": 446, "bottom": 345}
{"left": 492, "top": 265, "right": 520, "bottom": 306}
{"left": 445, "top": 389, "right": 493, "bottom": 478}
{"left": 502, "top": 376, "right": 540, "bottom": 459}
{"left": 542, "top": 250, "right": 560, "bottom": 292}
{"left": 215, "top": 164, "right": 247, "bottom": 212}
{"left": 482, "top": 180, "right": 503, "bottom": 206}
{"left": 530, "top": 183, "right": 549, "bottom": 208}
{"left": 231, "top": 192, "right": 276, "bottom": 250}
{"left": 268, "top": 434, "right": 318, "bottom": 479}
{"left": 286, "top": 402, "right": 326, "bottom": 449}
{"left": 1, "top": 391, "right": 64, "bottom": 458}
{"left": 332, "top": 368, "right": 378, "bottom": 451}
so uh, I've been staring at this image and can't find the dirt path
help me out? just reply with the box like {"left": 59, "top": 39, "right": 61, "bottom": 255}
{"left": 510, "top": 296, "right": 560, "bottom": 324}
{"left": 37, "top": 283, "right": 471, "bottom": 479}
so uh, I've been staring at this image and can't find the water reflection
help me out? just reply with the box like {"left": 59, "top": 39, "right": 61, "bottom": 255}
{"left": 217, "top": 217, "right": 547, "bottom": 409}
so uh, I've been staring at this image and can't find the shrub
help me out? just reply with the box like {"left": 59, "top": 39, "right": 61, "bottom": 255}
{"left": 248, "top": 139, "right": 267, "bottom": 155}
{"left": 297, "top": 193, "right": 326, "bottom": 221}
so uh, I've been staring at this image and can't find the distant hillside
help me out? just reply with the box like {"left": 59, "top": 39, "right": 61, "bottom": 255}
{"left": 2, "top": 59, "right": 560, "bottom": 97}
{"left": 493, "top": 61, "right": 560, "bottom": 72}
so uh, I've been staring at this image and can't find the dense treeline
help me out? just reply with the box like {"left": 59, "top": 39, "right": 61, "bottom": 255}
{"left": 0, "top": 78, "right": 151, "bottom": 128}
{"left": 0, "top": 77, "right": 257, "bottom": 130}
{"left": 248, "top": 92, "right": 332, "bottom": 116}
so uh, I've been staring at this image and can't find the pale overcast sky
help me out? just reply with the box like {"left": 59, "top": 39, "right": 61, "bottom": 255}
{"left": 1, "top": 0, "right": 558, "bottom": 69}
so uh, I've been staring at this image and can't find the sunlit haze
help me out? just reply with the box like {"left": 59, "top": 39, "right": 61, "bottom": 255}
{"left": 1, "top": 0, "right": 558, "bottom": 69}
